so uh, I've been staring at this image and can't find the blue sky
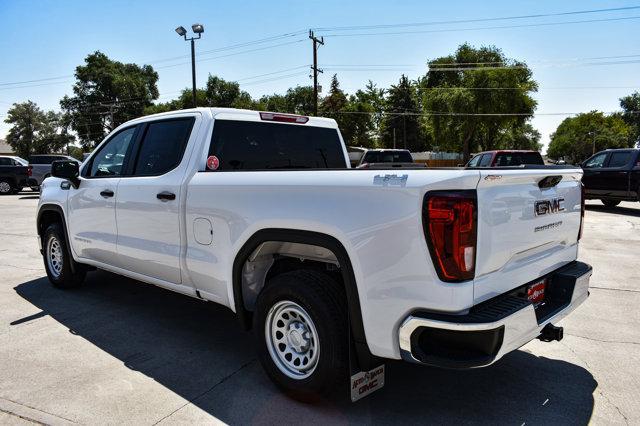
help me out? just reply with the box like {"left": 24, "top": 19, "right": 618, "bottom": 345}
{"left": 1, "top": 0, "right": 639, "bottom": 151}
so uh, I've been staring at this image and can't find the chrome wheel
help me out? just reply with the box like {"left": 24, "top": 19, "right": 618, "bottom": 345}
{"left": 47, "top": 236, "right": 63, "bottom": 278}
{"left": 265, "top": 300, "right": 320, "bottom": 379}
{"left": 0, "top": 181, "right": 11, "bottom": 193}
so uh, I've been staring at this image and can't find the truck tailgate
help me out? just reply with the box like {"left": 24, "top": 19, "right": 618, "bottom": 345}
{"left": 473, "top": 168, "right": 583, "bottom": 303}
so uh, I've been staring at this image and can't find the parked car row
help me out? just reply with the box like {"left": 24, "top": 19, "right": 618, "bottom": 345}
{"left": 0, "top": 154, "right": 80, "bottom": 194}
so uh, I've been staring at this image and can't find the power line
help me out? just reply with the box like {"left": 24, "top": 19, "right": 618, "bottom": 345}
{"left": 321, "top": 15, "right": 640, "bottom": 38}
{"left": 155, "top": 39, "right": 306, "bottom": 70}
{"left": 313, "top": 5, "right": 640, "bottom": 31}
{"left": 235, "top": 65, "right": 309, "bottom": 82}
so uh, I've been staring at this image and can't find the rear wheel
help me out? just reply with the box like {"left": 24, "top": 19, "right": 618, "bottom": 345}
{"left": 602, "top": 199, "right": 620, "bottom": 208}
{"left": 253, "top": 270, "right": 348, "bottom": 401}
{"left": 43, "top": 222, "right": 86, "bottom": 288}
{"left": 0, "top": 179, "right": 14, "bottom": 195}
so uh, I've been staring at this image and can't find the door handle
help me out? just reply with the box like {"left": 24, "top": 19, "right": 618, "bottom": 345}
{"left": 157, "top": 191, "right": 176, "bottom": 201}
{"left": 100, "top": 189, "right": 114, "bottom": 198}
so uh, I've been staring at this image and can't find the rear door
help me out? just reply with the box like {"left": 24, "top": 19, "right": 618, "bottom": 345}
{"left": 599, "top": 150, "right": 633, "bottom": 198}
{"left": 473, "top": 168, "right": 583, "bottom": 303}
{"left": 114, "top": 114, "right": 200, "bottom": 285}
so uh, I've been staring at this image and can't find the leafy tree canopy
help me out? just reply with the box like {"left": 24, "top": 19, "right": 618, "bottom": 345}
{"left": 547, "top": 111, "right": 633, "bottom": 163}
{"left": 4, "top": 101, "right": 74, "bottom": 158}
{"left": 620, "top": 91, "right": 640, "bottom": 146}
{"left": 420, "top": 43, "right": 538, "bottom": 160}
{"left": 61, "top": 51, "right": 159, "bottom": 149}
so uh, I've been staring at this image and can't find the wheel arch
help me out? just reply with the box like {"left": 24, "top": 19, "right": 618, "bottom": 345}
{"left": 37, "top": 204, "right": 78, "bottom": 272}
{"left": 232, "top": 228, "right": 370, "bottom": 357}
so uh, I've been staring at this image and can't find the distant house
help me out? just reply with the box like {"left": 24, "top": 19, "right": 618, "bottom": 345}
{"left": 0, "top": 139, "right": 14, "bottom": 155}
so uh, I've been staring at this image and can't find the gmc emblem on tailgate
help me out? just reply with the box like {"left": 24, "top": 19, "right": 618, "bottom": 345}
{"left": 534, "top": 198, "right": 565, "bottom": 216}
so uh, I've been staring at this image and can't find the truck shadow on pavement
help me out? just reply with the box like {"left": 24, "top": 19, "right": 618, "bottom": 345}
{"left": 586, "top": 204, "right": 640, "bottom": 217}
{"left": 14, "top": 271, "right": 596, "bottom": 425}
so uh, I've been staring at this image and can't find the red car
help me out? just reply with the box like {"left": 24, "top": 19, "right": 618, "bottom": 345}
{"left": 465, "top": 150, "right": 545, "bottom": 167}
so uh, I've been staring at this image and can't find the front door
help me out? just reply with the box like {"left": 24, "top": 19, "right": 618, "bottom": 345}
{"left": 67, "top": 126, "right": 138, "bottom": 264}
{"left": 581, "top": 152, "right": 609, "bottom": 197}
{"left": 114, "top": 115, "right": 199, "bottom": 285}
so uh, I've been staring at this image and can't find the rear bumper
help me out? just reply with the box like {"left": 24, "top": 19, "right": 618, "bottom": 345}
{"left": 398, "top": 261, "right": 592, "bottom": 368}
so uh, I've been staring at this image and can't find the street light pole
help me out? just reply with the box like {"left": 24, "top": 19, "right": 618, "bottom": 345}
{"left": 190, "top": 38, "right": 196, "bottom": 106}
{"left": 176, "top": 24, "right": 204, "bottom": 108}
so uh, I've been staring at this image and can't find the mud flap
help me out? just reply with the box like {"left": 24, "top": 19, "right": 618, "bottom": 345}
{"left": 348, "top": 322, "right": 385, "bottom": 402}
{"left": 350, "top": 364, "right": 385, "bottom": 402}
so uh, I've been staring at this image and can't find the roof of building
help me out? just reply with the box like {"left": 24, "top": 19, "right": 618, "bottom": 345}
{"left": 0, "top": 139, "right": 14, "bottom": 155}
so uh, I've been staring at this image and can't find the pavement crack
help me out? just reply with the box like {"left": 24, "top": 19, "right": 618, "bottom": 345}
{"left": 153, "top": 358, "right": 256, "bottom": 425}
{"left": 0, "top": 396, "right": 77, "bottom": 424}
{"left": 561, "top": 342, "right": 630, "bottom": 425}
{"left": 566, "top": 333, "right": 640, "bottom": 346}
{"left": 589, "top": 286, "right": 640, "bottom": 294}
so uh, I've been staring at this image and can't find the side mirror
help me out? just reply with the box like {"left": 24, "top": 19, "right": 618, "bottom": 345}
{"left": 51, "top": 160, "right": 80, "bottom": 188}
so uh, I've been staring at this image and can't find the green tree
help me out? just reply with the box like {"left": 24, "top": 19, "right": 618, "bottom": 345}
{"left": 61, "top": 51, "right": 159, "bottom": 149}
{"left": 320, "top": 75, "right": 348, "bottom": 117}
{"left": 495, "top": 123, "right": 542, "bottom": 151}
{"left": 620, "top": 92, "right": 640, "bottom": 146}
{"left": 380, "top": 75, "right": 423, "bottom": 151}
{"left": 4, "top": 101, "right": 74, "bottom": 158}
{"left": 205, "top": 75, "right": 256, "bottom": 108}
{"left": 420, "top": 43, "right": 537, "bottom": 160}
{"left": 547, "top": 111, "right": 633, "bottom": 163}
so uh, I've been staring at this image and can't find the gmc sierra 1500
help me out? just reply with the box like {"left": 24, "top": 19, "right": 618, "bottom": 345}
{"left": 37, "top": 108, "right": 592, "bottom": 401}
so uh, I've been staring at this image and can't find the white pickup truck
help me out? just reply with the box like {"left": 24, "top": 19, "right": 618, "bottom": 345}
{"left": 37, "top": 108, "right": 592, "bottom": 401}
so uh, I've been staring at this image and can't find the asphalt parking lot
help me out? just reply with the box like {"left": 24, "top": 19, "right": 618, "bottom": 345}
{"left": 0, "top": 192, "right": 638, "bottom": 425}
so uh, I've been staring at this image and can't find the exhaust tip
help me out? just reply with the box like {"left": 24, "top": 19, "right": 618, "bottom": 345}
{"left": 538, "top": 323, "right": 564, "bottom": 342}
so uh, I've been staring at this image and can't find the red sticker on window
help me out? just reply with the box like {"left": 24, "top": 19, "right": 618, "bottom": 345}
{"left": 207, "top": 155, "right": 220, "bottom": 171}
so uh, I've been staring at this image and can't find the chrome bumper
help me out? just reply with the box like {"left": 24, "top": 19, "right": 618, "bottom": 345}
{"left": 399, "top": 262, "right": 592, "bottom": 368}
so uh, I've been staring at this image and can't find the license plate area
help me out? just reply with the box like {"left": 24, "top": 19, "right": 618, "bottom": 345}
{"left": 527, "top": 279, "right": 547, "bottom": 304}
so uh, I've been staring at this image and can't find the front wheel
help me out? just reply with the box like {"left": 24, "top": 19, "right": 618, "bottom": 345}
{"left": 253, "top": 270, "right": 348, "bottom": 401}
{"left": 602, "top": 199, "right": 620, "bottom": 208}
{"left": 43, "top": 222, "right": 86, "bottom": 288}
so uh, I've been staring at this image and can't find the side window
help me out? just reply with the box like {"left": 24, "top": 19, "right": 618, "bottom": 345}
{"left": 607, "top": 152, "right": 631, "bottom": 168}
{"left": 467, "top": 155, "right": 481, "bottom": 167}
{"left": 479, "top": 154, "right": 493, "bottom": 167}
{"left": 584, "top": 153, "right": 607, "bottom": 168}
{"left": 89, "top": 127, "right": 136, "bottom": 177}
{"left": 133, "top": 118, "right": 194, "bottom": 176}
{"left": 0, "top": 157, "right": 11, "bottom": 166}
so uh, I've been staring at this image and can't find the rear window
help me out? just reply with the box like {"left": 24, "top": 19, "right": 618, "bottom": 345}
{"left": 607, "top": 152, "right": 631, "bottom": 168}
{"left": 362, "top": 151, "right": 412, "bottom": 164}
{"left": 494, "top": 152, "right": 544, "bottom": 166}
{"left": 208, "top": 120, "right": 346, "bottom": 170}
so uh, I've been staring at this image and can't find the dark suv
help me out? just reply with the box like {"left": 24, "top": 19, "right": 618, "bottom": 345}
{"left": 581, "top": 148, "right": 640, "bottom": 207}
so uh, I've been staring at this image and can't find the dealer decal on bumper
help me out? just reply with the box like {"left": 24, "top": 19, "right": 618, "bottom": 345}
{"left": 350, "top": 364, "right": 385, "bottom": 402}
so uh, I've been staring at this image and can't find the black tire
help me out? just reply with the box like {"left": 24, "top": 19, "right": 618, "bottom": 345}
{"left": 602, "top": 199, "right": 620, "bottom": 208}
{"left": 0, "top": 178, "right": 14, "bottom": 195}
{"left": 253, "top": 269, "right": 348, "bottom": 401}
{"left": 43, "top": 222, "right": 86, "bottom": 288}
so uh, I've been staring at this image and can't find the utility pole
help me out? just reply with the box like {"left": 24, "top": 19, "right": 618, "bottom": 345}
{"left": 309, "top": 30, "right": 324, "bottom": 116}
{"left": 403, "top": 112, "right": 407, "bottom": 150}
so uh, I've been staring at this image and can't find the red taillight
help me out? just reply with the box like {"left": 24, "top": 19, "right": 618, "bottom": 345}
{"left": 27, "top": 165, "right": 32, "bottom": 177}
{"left": 578, "top": 182, "right": 585, "bottom": 240}
{"left": 259, "top": 112, "right": 309, "bottom": 124}
{"left": 423, "top": 192, "right": 477, "bottom": 282}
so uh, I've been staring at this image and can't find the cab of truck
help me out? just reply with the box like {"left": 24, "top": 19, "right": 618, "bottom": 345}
{"left": 466, "top": 150, "right": 545, "bottom": 167}
{"left": 581, "top": 148, "right": 640, "bottom": 207}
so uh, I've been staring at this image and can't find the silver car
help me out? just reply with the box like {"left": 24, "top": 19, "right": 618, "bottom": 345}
{"left": 29, "top": 155, "right": 80, "bottom": 190}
